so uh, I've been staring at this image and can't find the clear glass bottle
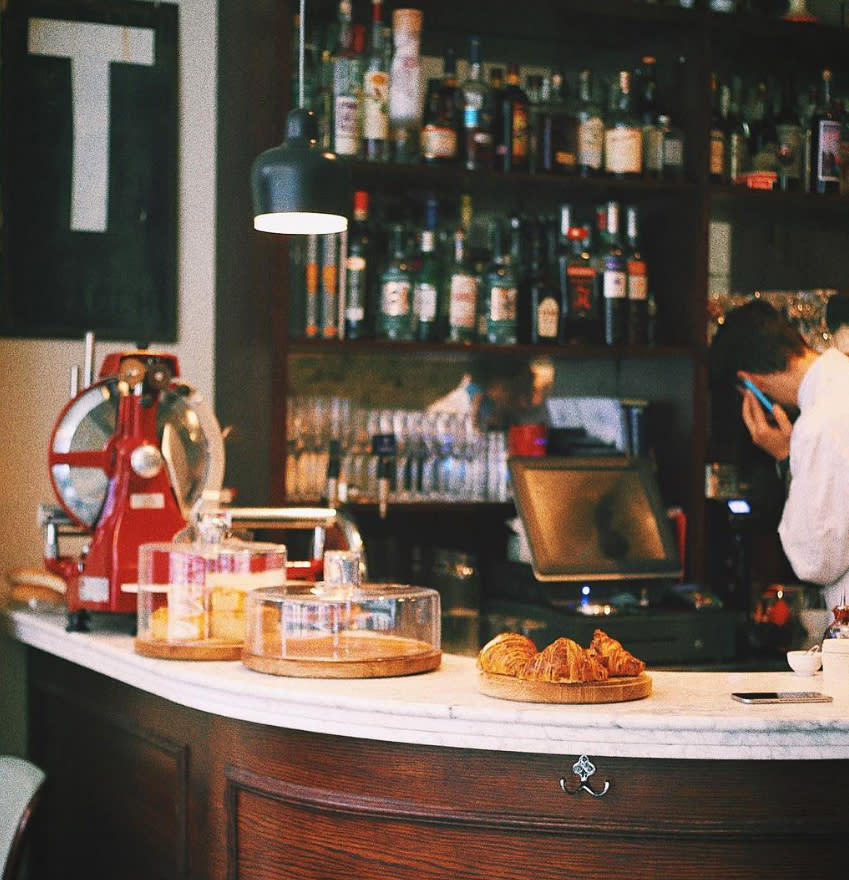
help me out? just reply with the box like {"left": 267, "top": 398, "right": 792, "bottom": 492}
{"left": 576, "top": 68, "right": 604, "bottom": 177}
{"left": 659, "top": 114, "right": 686, "bottom": 182}
{"left": 360, "top": 0, "right": 390, "bottom": 162}
{"left": 461, "top": 36, "right": 495, "bottom": 171}
{"left": 604, "top": 70, "right": 642, "bottom": 178}
{"left": 444, "top": 228, "right": 479, "bottom": 343}
{"left": 377, "top": 224, "right": 413, "bottom": 340}
{"left": 332, "top": 2, "right": 363, "bottom": 157}
{"left": 388, "top": 8, "right": 424, "bottom": 163}
{"left": 482, "top": 220, "right": 518, "bottom": 345}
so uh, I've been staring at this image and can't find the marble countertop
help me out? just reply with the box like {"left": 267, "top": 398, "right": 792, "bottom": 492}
{"left": 4, "top": 607, "right": 849, "bottom": 760}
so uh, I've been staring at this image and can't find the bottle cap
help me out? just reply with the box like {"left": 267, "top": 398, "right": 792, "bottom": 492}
{"left": 393, "top": 8, "right": 423, "bottom": 38}
{"left": 353, "top": 190, "right": 369, "bottom": 214}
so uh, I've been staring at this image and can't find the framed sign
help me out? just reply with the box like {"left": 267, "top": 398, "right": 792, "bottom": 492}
{"left": 0, "top": 0, "right": 178, "bottom": 340}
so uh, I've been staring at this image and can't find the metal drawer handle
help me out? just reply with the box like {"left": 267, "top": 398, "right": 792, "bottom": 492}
{"left": 559, "top": 754, "right": 611, "bottom": 798}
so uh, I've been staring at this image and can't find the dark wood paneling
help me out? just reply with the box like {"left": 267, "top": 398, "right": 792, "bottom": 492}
{"left": 25, "top": 649, "right": 849, "bottom": 880}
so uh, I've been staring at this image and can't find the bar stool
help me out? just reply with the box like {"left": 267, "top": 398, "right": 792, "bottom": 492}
{"left": 0, "top": 756, "right": 45, "bottom": 880}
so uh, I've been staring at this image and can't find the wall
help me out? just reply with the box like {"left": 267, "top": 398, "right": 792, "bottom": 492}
{"left": 0, "top": 0, "right": 218, "bottom": 756}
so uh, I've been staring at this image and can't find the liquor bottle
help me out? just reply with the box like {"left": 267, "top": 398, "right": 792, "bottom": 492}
{"left": 558, "top": 206, "right": 601, "bottom": 345}
{"left": 532, "top": 70, "right": 578, "bottom": 174}
{"left": 332, "top": 1, "right": 363, "bottom": 158}
{"left": 624, "top": 206, "right": 648, "bottom": 346}
{"left": 412, "top": 203, "right": 442, "bottom": 342}
{"left": 726, "top": 77, "right": 750, "bottom": 182}
{"left": 388, "top": 8, "right": 424, "bottom": 163}
{"left": 443, "top": 228, "right": 479, "bottom": 343}
{"left": 604, "top": 71, "right": 642, "bottom": 178}
{"left": 519, "top": 219, "right": 560, "bottom": 344}
{"left": 461, "top": 36, "right": 495, "bottom": 171}
{"left": 747, "top": 81, "right": 778, "bottom": 172}
{"left": 361, "top": 0, "right": 390, "bottom": 162}
{"left": 636, "top": 56, "right": 661, "bottom": 179}
{"left": 659, "top": 114, "right": 686, "bottom": 182}
{"left": 489, "top": 67, "right": 508, "bottom": 170}
{"left": 305, "top": 234, "right": 320, "bottom": 338}
{"left": 344, "top": 191, "right": 372, "bottom": 339}
{"left": 601, "top": 201, "right": 628, "bottom": 346}
{"left": 377, "top": 224, "right": 413, "bottom": 340}
{"left": 315, "top": 48, "right": 335, "bottom": 151}
{"left": 774, "top": 77, "right": 804, "bottom": 191}
{"left": 809, "top": 69, "right": 841, "bottom": 195}
{"left": 320, "top": 233, "right": 340, "bottom": 339}
{"left": 482, "top": 220, "right": 518, "bottom": 344}
{"left": 420, "top": 48, "right": 462, "bottom": 164}
{"left": 709, "top": 73, "right": 728, "bottom": 183}
{"left": 576, "top": 69, "right": 604, "bottom": 177}
{"left": 502, "top": 63, "right": 531, "bottom": 172}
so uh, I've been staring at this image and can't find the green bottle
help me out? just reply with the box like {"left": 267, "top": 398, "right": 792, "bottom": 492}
{"left": 412, "top": 227, "right": 442, "bottom": 341}
{"left": 483, "top": 219, "right": 518, "bottom": 345}
{"left": 377, "top": 224, "right": 413, "bottom": 340}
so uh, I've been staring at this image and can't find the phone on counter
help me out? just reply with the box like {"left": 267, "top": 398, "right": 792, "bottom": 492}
{"left": 732, "top": 692, "right": 833, "bottom": 704}
{"left": 737, "top": 377, "right": 774, "bottom": 414}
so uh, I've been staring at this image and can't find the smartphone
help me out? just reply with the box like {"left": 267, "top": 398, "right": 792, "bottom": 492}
{"left": 737, "top": 377, "right": 774, "bottom": 414}
{"left": 732, "top": 692, "right": 833, "bottom": 704}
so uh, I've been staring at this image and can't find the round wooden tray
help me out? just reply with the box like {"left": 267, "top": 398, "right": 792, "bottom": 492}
{"left": 477, "top": 670, "right": 652, "bottom": 704}
{"left": 134, "top": 638, "right": 243, "bottom": 661}
{"left": 243, "top": 632, "right": 442, "bottom": 678}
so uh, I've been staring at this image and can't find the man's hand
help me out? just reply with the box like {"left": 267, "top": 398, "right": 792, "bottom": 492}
{"left": 740, "top": 390, "right": 792, "bottom": 461}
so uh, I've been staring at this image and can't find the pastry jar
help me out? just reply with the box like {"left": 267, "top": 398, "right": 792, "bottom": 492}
{"left": 135, "top": 540, "right": 286, "bottom": 659}
{"left": 242, "top": 582, "right": 441, "bottom": 678}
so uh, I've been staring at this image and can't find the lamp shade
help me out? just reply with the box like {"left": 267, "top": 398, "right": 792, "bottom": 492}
{"left": 251, "top": 108, "right": 350, "bottom": 235}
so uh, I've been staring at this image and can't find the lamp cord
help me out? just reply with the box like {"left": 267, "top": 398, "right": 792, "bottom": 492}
{"left": 298, "top": 0, "right": 305, "bottom": 110}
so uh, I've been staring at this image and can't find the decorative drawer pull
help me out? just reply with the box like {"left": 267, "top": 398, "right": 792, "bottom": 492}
{"left": 559, "top": 754, "right": 611, "bottom": 798}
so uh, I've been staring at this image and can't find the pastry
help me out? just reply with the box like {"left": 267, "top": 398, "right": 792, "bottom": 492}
{"left": 590, "top": 629, "right": 646, "bottom": 677}
{"left": 208, "top": 587, "right": 246, "bottom": 641}
{"left": 520, "top": 637, "right": 609, "bottom": 683}
{"left": 477, "top": 632, "right": 538, "bottom": 676}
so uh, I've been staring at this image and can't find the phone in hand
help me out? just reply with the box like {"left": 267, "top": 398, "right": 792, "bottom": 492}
{"left": 737, "top": 376, "right": 774, "bottom": 415}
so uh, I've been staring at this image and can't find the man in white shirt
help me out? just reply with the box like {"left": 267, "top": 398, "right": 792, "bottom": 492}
{"left": 711, "top": 299, "right": 849, "bottom": 614}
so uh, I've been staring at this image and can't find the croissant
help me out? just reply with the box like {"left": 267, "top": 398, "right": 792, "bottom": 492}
{"left": 477, "top": 632, "right": 538, "bottom": 676}
{"left": 520, "top": 637, "right": 609, "bottom": 683}
{"left": 590, "top": 629, "right": 646, "bottom": 677}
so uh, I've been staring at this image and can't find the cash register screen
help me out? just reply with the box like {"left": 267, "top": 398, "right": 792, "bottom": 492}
{"left": 509, "top": 456, "right": 682, "bottom": 582}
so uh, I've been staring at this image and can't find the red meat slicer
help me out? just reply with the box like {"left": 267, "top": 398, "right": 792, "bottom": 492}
{"left": 41, "top": 334, "right": 225, "bottom": 631}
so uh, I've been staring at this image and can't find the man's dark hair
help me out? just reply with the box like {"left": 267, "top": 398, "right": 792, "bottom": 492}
{"left": 710, "top": 299, "right": 808, "bottom": 390}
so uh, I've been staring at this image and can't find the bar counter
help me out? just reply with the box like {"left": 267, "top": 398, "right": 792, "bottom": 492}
{"left": 4, "top": 607, "right": 849, "bottom": 760}
{"left": 4, "top": 606, "right": 849, "bottom": 880}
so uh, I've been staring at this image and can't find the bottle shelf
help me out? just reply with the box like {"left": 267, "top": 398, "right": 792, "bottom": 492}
{"left": 287, "top": 337, "right": 692, "bottom": 360}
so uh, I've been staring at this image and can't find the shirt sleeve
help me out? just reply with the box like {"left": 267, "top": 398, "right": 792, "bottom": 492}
{"left": 778, "top": 415, "right": 849, "bottom": 587}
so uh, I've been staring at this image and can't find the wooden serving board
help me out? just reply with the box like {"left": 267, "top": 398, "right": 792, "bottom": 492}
{"left": 134, "top": 638, "right": 243, "bottom": 661}
{"left": 243, "top": 633, "right": 442, "bottom": 679}
{"left": 477, "top": 670, "right": 652, "bottom": 704}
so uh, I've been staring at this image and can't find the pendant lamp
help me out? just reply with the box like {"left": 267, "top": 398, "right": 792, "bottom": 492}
{"left": 251, "top": 0, "right": 350, "bottom": 235}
